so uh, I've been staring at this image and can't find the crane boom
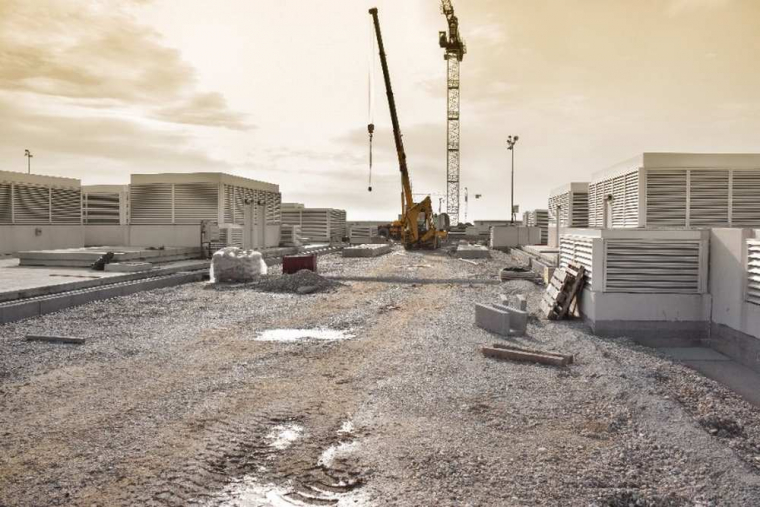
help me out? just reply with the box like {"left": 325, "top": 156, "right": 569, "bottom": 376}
{"left": 369, "top": 7, "right": 413, "bottom": 215}
{"left": 368, "top": 7, "right": 446, "bottom": 249}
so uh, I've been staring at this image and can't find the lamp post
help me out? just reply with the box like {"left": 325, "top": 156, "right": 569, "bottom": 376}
{"left": 24, "top": 149, "right": 33, "bottom": 174}
{"left": 507, "top": 135, "right": 519, "bottom": 223}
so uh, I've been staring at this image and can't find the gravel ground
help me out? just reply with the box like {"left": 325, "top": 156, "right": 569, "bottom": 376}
{"left": 1, "top": 246, "right": 760, "bottom": 506}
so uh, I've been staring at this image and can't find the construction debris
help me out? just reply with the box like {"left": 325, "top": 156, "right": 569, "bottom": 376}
{"left": 475, "top": 298, "right": 528, "bottom": 337}
{"left": 342, "top": 244, "right": 391, "bottom": 258}
{"left": 455, "top": 243, "right": 490, "bottom": 259}
{"left": 482, "top": 343, "right": 572, "bottom": 367}
{"left": 500, "top": 266, "right": 541, "bottom": 282}
{"left": 540, "top": 263, "right": 586, "bottom": 320}
{"left": 254, "top": 270, "right": 342, "bottom": 294}
{"left": 210, "top": 247, "right": 268, "bottom": 283}
{"left": 25, "top": 335, "right": 85, "bottom": 345}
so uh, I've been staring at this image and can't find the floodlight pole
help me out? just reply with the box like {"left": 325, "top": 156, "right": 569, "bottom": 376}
{"left": 24, "top": 149, "right": 33, "bottom": 174}
{"left": 507, "top": 135, "right": 519, "bottom": 223}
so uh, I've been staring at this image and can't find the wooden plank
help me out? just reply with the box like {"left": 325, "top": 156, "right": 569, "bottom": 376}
{"left": 546, "top": 284, "right": 560, "bottom": 299}
{"left": 482, "top": 347, "right": 568, "bottom": 367}
{"left": 550, "top": 276, "right": 564, "bottom": 290}
{"left": 491, "top": 342, "right": 573, "bottom": 364}
{"left": 26, "top": 335, "right": 85, "bottom": 345}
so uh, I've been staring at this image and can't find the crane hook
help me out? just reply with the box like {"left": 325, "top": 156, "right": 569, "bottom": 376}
{"left": 367, "top": 123, "right": 374, "bottom": 192}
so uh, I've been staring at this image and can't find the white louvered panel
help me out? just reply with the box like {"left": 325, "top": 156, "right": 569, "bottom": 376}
{"left": 689, "top": 170, "right": 729, "bottom": 227}
{"left": 623, "top": 172, "right": 639, "bottom": 227}
{"left": 0, "top": 183, "right": 11, "bottom": 224}
{"left": 51, "top": 188, "right": 81, "bottom": 224}
{"left": 223, "top": 184, "right": 234, "bottom": 224}
{"left": 605, "top": 240, "right": 701, "bottom": 293}
{"left": 130, "top": 183, "right": 173, "bottom": 224}
{"left": 732, "top": 170, "right": 760, "bottom": 227}
{"left": 84, "top": 193, "right": 120, "bottom": 224}
{"left": 233, "top": 186, "right": 245, "bottom": 225}
{"left": 559, "top": 234, "right": 593, "bottom": 285}
{"left": 611, "top": 175, "right": 625, "bottom": 227}
{"left": 588, "top": 184, "right": 598, "bottom": 228}
{"left": 174, "top": 183, "right": 218, "bottom": 224}
{"left": 548, "top": 193, "right": 569, "bottom": 227}
{"left": 646, "top": 170, "right": 687, "bottom": 227}
{"left": 747, "top": 240, "right": 760, "bottom": 306}
{"left": 571, "top": 192, "right": 588, "bottom": 227}
{"left": 13, "top": 184, "right": 49, "bottom": 224}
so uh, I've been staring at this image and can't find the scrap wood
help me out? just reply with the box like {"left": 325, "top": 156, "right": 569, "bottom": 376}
{"left": 26, "top": 335, "right": 85, "bottom": 345}
{"left": 490, "top": 342, "right": 573, "bottom": 364}
{"left": 481, "top": 346, "right": 569, "bottom": 367}
{"left": 458, "top": 258, "right": 479, "bottom": 266}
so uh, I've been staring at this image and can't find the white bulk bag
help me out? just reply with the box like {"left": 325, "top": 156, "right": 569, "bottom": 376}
{"left": 209, "top": 247, "right": 268, "bottom": 283}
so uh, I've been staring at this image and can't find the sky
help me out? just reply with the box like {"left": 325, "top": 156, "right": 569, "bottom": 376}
{"left": 1, "top": 0, "right": 760, "bottom": 221}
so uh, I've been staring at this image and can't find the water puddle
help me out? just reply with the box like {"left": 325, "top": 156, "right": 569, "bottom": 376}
{"left": 255, "top": 328, "right": 354, "bottom": 343}
{"left": 266, "top": 423, "right": 303, "bottom": 450}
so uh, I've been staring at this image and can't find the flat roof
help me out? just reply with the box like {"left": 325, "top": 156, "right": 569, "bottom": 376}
{"left": 549, "top": 182, "right": 589, "bottom": 197}
{"left": 592, "top": 152, "right": 760, "bottom": 182}
{"left": 130, "top": 172, "right": 278, "bottom": 193}
{"left": 0, "top": 170, "right": 80, "bottom": 189}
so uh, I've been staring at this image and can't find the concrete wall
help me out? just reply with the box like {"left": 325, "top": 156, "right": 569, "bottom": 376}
{"left": 84, "top": 226, "right": 130, "bottom": 247}
{"left": 489, "top": 226, "right": 541, "bottom": 248}
{"left": 0, "top": 225, "right": 85, "bottom": 254}
{"left": 265, "top": 225, "right": 281, "bottom": 248}
{"left": 128, "top": 225, "right": 200, "bottom": 248}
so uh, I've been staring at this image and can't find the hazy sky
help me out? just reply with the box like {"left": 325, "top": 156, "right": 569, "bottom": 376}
{"left": 2, "top": 0, "right": 759, "bottom": 220}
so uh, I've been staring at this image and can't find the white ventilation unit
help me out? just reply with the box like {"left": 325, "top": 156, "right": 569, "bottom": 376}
{"left": 524, "top": 209, "right": 549, "bottom": 244}
{"left": 84, "top": 193, "right": 121, "bottom": 224}
{"left": 571, "top": 192, "right": 589, "bottom": 227}
{"left": 130, "top": 183, "right": 173, "bottom": 224}
{"left": 282, "top": 207, "right": 346, "bottom": 243}
{"left": 559, "top": 234, "right": 593, "bottom": 284}
{"left": 645, "top": 170, "right": 688, "bottom": 227}
{"left": 732, "top": 170, "right": 760, "bottom": 227}
{"left": 747, "top": 240, "right": 760, "bottom": 306}
{"left": 548, "top": 193, "right": 569, "bottom": 226}
{"left": 604, "top": 240, "right": 702, "bottom": 293}
{"left": 589, "top": 171, "right": 640, "bottom": 228}
{"left": 0, "top": 183, "right": 11, "bottom": 224}
{"left": 175, "top": 183, "right": 218, "bottom": 224}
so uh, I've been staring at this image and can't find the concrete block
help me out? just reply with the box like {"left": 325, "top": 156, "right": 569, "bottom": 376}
{"left": 516, "top": 295, "right": 528, "bottom": 311}
{"left": 475, "top": 303, "right": 511, "bottom": 336}
{"left": 104, "top": 262, "right": 152, "bottom": 273}
{"left": 342, "top": 244, "right": 391, "bottom": 258}
{"left": 455, "top": 245, "right": 490, "bottom": 259}
{"left": 493, "top": 303, "right": 528, "bottom": 336}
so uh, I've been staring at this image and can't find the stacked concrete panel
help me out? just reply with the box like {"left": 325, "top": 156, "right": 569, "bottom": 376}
{"left": 281, "top": 204, "right": 346, "bottom": 243}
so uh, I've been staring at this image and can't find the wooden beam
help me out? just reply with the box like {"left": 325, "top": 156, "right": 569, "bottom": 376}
{"left": 26, "top": 335, "right": 85, "bottom": 345}
{"left": 482, "top": 346, "right": 569, "bottom": 367}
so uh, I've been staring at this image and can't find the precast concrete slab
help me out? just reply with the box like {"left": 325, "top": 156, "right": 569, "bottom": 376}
{"left": 17, "top": 246, "right": 200, "bottom": 267}
{"left": 342, "top": 244, "right": 392, "bottom": 258}
{"left": 493, "top": 303, "right": 528, "bottom": 336}
{"left": 455, "top": 245, "right": 490, "bottom": 259}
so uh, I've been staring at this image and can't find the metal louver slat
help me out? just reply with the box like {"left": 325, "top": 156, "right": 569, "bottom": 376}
{"left": 690, "top": 170, "right": 729, "bottom": 227}
{"left": 559, "top": 234, "right": 593, "bottom": 285}
{"left": 571, "top": 192, "right": 589, "bottom": 227}
{"left": 51, "top": 188, "right": 81, "bottom": 224}
{"left": 0, "top": 183, "right": 11, "bottom": 224}
{"left": 13, "top": 184, "right": 49, "bottom": 224}
{"left": 646, "top": 170, "right": 687, "bottom": 227}
{"left": 84, "top": 193, "right": 120, "bottom": 224}
{"left": 605, "top": 240, "right": 701, "bottom": 293}
{"left": 174, "top": 183, "right": 218, "bottom": 224}
{"left": 733, "top": 171, "right": 760, "bottom": 227}
{"left": 130, "top": 183, "right": 172, "bottom": 224}
{"left": 747, "top": 240, "right": 760, "bottom": 306}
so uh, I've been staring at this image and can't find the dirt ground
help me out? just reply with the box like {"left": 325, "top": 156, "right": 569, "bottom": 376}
{"left": 2, "top": 248, "right": 760, "bottom": 506}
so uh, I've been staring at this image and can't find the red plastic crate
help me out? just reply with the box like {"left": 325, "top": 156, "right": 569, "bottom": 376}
{"left": 282, "top": 254, "right": 317, "bottom": 274}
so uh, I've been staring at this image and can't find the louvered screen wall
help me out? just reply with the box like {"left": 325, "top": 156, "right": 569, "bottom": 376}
{"left": 732, "top": 171, "right": 760, "bottom": 227}
{"left": 13, "top": 184, "right": 49, "bottom": 224}
{"left": 747, "top": 240, "right": 760, "bottom": 306}
{"left": 690, "top": 170, "right": 729, "bottom": 227}
{"left": 646, "top": 170, "right": 688, "bottom": 227}
{"left": 223, "top": 184, "right": 281, "bottom": 226}
{"left": 548, "top": 193, "right": 569, "bottom": 226}
{"left": 84, "top": 193, "right": 121, "bottom": 224}
{"left": 130, "top": 183, "right": 173, "bottom": 224}
{"left": 589, "top": 171, "right": 640, "bottom": 228}
{"left": 571, "top": 192, "right": 589, "bottom": 227}
{"left": 604, "top": 240, "right": 702, "bottom": 293}
{"left": 175, "top": 183, "right": 218, "bottom": 224}
{"left": 524, "top": 210, "right": 549, "bottom": 244}
{"left": 559, "top": 234, "right": 593, "bottom": 285}
{"left": 0, "top": 183, "right": 11, "bottom": 224}
{"left": 51, "top": 188, "right": 81, "bottom": 224}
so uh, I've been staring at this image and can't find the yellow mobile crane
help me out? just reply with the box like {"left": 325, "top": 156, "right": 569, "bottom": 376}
{"left": 369, "top": 7, "right": 447, "bottom": 250}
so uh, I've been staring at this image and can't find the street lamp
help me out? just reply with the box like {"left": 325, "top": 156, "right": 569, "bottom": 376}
{"left": 24, "top": 149, "right": 33, "bottom": 174}
{"left": 507, "top": 135, "right": 519, "bottom": 223}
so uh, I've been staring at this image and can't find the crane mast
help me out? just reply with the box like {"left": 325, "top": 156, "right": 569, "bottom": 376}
{"left": 439, "top": 0, "right": 466, "bottom": 226}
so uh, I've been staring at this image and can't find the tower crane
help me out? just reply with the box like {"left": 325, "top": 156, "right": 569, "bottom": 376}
{"left": 439, "top": 0, "right": 466, "bottom": 226}
{"left": 369, "top": 7, "right": 447, "bottom": 249}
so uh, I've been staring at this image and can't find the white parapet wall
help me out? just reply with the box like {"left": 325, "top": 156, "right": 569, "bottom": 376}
{"left": 489, "top": 226, "right": 542, "bottom": 248}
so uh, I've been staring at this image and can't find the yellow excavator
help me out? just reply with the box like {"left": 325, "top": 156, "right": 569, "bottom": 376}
{"left": 369, "top": 7, "right": 447, "bottom": 250}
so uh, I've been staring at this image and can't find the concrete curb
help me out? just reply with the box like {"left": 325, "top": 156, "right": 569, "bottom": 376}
{"left": 0, "top": 271, "right": 206, "bottom": 325}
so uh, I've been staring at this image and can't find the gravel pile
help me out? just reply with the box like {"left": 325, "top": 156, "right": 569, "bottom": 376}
{"left": 253, "top": 269, "right": 343, "bottom": 294}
